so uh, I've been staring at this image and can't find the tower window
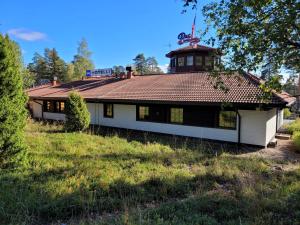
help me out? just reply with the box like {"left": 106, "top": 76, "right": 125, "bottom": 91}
{"left": 170, "top": 57, "right": 176, "bottom": 67}
{"left": 178, "top": 57, "right": 184, "bottom": 67}
{"left": 195, "top": 56, "right": 203, "bottom": 66}
{"left": 205, "top": 56, "right": 213, "bottom": 66}
{"left": 186, "top": 56, "right": 193, "bottom": 66}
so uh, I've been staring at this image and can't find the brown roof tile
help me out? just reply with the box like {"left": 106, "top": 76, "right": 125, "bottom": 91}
{"left": 27, "top": 72, "right": 295, "bottom": 106}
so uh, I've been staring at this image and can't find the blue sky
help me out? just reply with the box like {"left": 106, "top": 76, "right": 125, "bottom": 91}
{"left": 0, "top": 0, "right": 210, "bottom": 71}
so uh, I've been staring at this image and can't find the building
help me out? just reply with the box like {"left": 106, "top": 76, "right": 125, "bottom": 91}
{"left": 27, "top": 45, "right": 295, "bottom": 147}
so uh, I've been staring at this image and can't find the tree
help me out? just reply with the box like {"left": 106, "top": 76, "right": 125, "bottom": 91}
{"left": 0, "top": 34, "right": 27, "bottom": 164}
{"left": 73, "top": 38, "right": 94, "bottom": 79}
{"left": 133, "top": 54, "right": 163, "bottom": 75}
{"left": 28, "top": 49, "right": 67, "bottom": 83}
{"left": 146, "top": 57, "right": 163, "bottom": 74}
{"left": 133, "top": 53, "right": 147, "bottom": 75}
{"left": 183, "top": 0, "right": 300, "bottom": 73}
{"left": 64, "top": 91, "right": 90, "bottom": 132}
{"left": 113, "top": 65, "right": 125, "bottom": 75}
{"left": 27, "top": 52, "right": 47, "bottom": 83}
{"left": 65, "top": 63, "right": 75, "bottom": 82}
{"left": 44, "top": 48, "right": 67, "bottom": 82}
{"left": 22, "top": 67, "right": 35, "bottom": 89}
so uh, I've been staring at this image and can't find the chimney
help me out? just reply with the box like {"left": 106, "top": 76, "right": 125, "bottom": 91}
{"left": 52, "top": 76, "right": 57, "bottom": 86}
{"left": 126, "top": 66, "right": 133, "bottom": 79}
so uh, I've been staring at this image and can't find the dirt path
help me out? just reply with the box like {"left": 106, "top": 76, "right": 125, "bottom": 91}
{"left": 238, "top": 140, "right": 300, "bottom": 171}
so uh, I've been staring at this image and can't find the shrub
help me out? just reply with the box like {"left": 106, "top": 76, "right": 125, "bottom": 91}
{"left": 64, "top": 91, "right": 90, "bottom": 132}
{"left": 0, "top": 34, "right": 27, "bottom": 165}
{"left": 292, "top": 131, "right": 300, "bottom": 153}
{"left": 286, "top": 119, "right": 300, "bottom": 134}
{"left": 283, "top": 108, "right": 292, "bottom": 119}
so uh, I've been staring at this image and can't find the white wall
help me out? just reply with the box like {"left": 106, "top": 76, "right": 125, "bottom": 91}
{"left": 88, "top": 103, "right": 238, "bottom": 143}
{"left": 30, "top": 100, "right": 65, "bottom": 121}
{"left": 31, "top": 100, "right": 43, "bottom": 118}
{"left": 265, "top": 108, "right": 277, "bottom": 145}
{"left": 43, "top": 112, "right": 66, "bottom": 121}
{"left": 277, "top": 109, "right": 284, "bottom": 129}
{"left": 239, "top": 109, "right": 267, "bottom": 146}
{"left": 238, "top": 108, "right": 277, "bottom": 146}
{"left": 32, "top": 101, "right": 278, "bottom": 146}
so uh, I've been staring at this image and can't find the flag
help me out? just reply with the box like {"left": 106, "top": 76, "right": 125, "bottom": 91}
{"left": 192, "top": 14, "right": 196, "bottom": 38}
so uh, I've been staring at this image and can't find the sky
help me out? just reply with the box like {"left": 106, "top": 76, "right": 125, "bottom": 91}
{"left": 0, "top": 0, "right": 211, "bottom": 72}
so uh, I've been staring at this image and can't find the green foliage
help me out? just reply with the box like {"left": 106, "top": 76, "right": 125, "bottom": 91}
{"left": 64, "top": 91, "right": 90, "bottom": 132}
{"left": 113, "top": 65, "right": 125, "bottom": 75}
{"left": 283, "top": 108, "right": 292, "bottom": 119}
{"left": 286, "top": 119, "right": 300, "bottom": 134}
{"left": 0, "top": 34, "right": 27, "bottom": 165}
{"left": 133, "top": 53, "right": 163, "bottom": 75}
{"left": 21, "top": 67, "right": 35, "bottom": 89}
{"left": 292, "top": 131, "right": 300, "bottom": 153}
{"left": 28, "top": 48, "right": 67, "bottom": 83}
{"left": 0, "top": 120, "right": 300, "bottom": 224}
{"left": 199, "top": 0, "right": 300, "bottom": 73}
{"left": 73, "top": 38, "right": 94, "bottom": 79}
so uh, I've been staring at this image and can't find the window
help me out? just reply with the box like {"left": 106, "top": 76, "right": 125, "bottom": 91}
{"left": 219, "top": 111, "right": 236, "bottom": 129}
{"left": 205, "top": 56, "right": 213, "bottom": 66}
{"left": 195, "top": 56, "right": 203, "bottom": 66}
{"left": 137, "top": 105, "right": 166, "bottom": 122}
{"left": 186, "top": 55, "right": 193, "bottom": 66}
{"left": 170, "top": 108, "right": 183, "bottom": 124}
{"left": 170, "top": 57, "right": 176, "bottom": 67}
{"left": 44, "top": 101, "right": 53, "bottom": 112}
{"left": 215, "top": 57, "right": 221, "bottom": 66}
{"left": 178, "top": 57, "right": 184, "bottom": 67}
{"left": 43, "top": 100, "right": 65, "bottom": 113}
{"left": 138, "top": 106, "right": 150, "bottom": 120}
{"left": 104, "top": 103, "right": 113, "bottom": 118}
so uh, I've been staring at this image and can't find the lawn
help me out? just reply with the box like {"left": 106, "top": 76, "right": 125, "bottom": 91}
{"left": 0, "top": 120, "right": 300, "bottom": 225}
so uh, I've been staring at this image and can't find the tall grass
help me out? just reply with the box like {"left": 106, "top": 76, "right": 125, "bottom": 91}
{"left": 0, "top": 120, "right": 299, "bottom": 225}
{"left": 285, "top": 119, "right": 300, "bottom": 152}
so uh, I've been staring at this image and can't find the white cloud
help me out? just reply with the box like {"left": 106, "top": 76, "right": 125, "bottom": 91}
{"left": 159, "top": 64, "right": 169, "bottom": 73}
{"left": 7, "top": 28, "right": 47, "bottom": 41}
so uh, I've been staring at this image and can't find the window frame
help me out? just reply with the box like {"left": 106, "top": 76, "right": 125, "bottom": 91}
{"left": 218, "top": 111, "right": 237, "bottom": 130}
{"left": 170, "top": 107, "right": 184, "bottom": 124}
{"left": 195, "top": 56, "right": 203, "bottom": 66}
{"left": 186, "top": 55, "right": 194, "bottom": 66}
{"left": 177, "top": 57, "right": 185, "bottom": 67}
{"left": 103, "top": 103, "right": 114, "bottom": 118}
{"left": 43, "top": 100, "right": 65, "bottom": 113}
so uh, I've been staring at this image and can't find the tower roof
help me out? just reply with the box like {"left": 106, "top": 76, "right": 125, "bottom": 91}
{"left": 166, "top": 45, "right": 220, "bottom": 58}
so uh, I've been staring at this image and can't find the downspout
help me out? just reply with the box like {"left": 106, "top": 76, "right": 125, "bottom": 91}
{"left": 33, "top": 100, "right": 44, "bottom": 119}
{"left": 237, "top": 111, "right": 241, "bottom": 145}
{"left": 275, "top": 108, "right": 278, "bottom": 132}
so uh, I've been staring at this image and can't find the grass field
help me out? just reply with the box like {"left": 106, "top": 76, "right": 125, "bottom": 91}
{"left": 286, "top": 119, "right": 300, "bottom": 152}
{"left": 0, "top": 120, "right": 300, "bottom": 225}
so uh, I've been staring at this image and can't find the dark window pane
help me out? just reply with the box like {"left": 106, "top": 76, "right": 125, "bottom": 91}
{"left": 219, "top": 111, "right": 236, "bottom": 129}
{"left": 139, "top": 106, "right": 149, "bottom": 120}
{"left": 104, "top": 104, "right": 113, "bottom": 118}
{"left": 170, "top": 108, "right": 183, "bottom": 124}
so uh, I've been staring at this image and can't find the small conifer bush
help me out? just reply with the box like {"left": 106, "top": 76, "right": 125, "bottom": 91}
{"left": 64, "top": 91, "right": 90, "bottom": 132}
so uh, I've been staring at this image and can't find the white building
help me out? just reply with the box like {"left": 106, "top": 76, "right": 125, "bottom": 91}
{"left": 27, "top": 46, "right": 295, "bottom": 147}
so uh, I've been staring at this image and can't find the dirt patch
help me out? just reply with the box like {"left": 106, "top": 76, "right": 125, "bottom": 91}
{"left": 238, "top": 140, "right": 300, "bottom": 171}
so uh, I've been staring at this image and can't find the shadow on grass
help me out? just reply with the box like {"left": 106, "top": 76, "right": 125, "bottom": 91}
{"left": 1, "top": 163, "right": 299, "bottom": 225}
{"left": 89, "top": 125, "right": 261, "bottom": 155}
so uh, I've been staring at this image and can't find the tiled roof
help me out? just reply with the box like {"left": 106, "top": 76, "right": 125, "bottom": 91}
{"left": 27, "top": 72, "right": 295, "bottom": 106}
{"left": 166, "top": 45, "right": 220, "bottom": 58}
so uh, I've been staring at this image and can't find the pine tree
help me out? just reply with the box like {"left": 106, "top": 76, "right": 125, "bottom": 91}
{"left": 44, "top": 48, "right": 67, "bottom": 82}
{"left": 64, "top": 91, "right": 90, "bottom": 132}
{"left": 73, "top": 38, "right": 94, "bottom": 79}
{"left": 0, "top": 34, "right": 27, "bottom": 164}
